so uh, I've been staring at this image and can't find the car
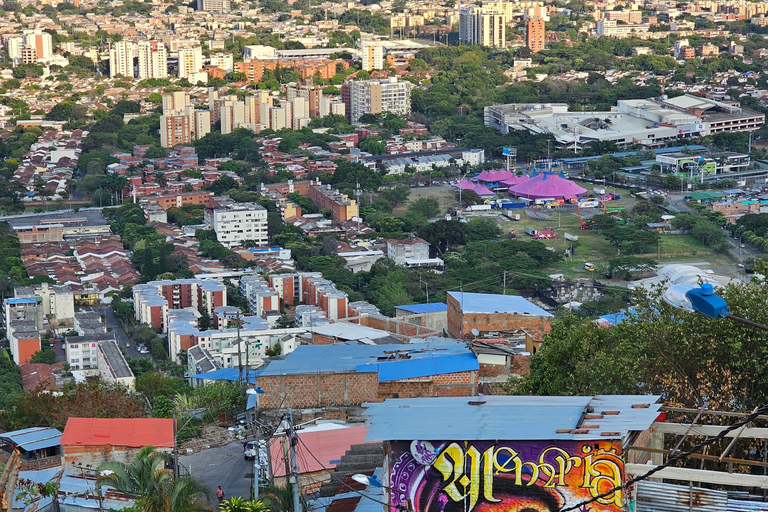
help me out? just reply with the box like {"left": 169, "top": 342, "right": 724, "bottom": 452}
{"left": 61, "top": 344, "right": 66, "bottom": 350}
{"left": 244, "top": 441, "right": 257, "bottom": 460}
{"left": 741, "top": 244, "right": 746, "bottom": 248}
{"left": 125, "top": 343, "right": 131, "bottom": 348}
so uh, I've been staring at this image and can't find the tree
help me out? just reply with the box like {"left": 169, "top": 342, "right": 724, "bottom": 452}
{"left": 408, "top": 197, "right": 440, "bottom": 219}
{"left": 133, "top": 324, "right": 157, "bottom": 346}
{"left": 220, "top": 497, "right": 271, "bottom": 512}
{"left": 605, "top": 256, "right": 657, "bottom": 280}
{"left": 517, "top": 282, "right": 768, "bottom": 412}
{"left": 379, "top": 184, "right": 411, "bottom": 207}
{"left": 97, "top": 446, "right": 210, "bottom": 512}
{"left": 465, "top": 218, "right": 502, "bottom": 241}
{"left": 419, "top": 220, "right": 468, "bottom": 255}
{"left": 207, "top": 176, "right": 238, "bottom": 195}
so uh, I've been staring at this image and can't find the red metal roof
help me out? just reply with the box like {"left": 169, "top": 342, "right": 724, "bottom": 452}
{"left": 270, "top": 425, "right": 370, "bottom": 477}
{"left": 60, "top": 418, "right": 174, "bottom": 448}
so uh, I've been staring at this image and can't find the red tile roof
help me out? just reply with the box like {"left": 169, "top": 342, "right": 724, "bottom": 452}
{"left": 60, "top": 418, "right": 174, "bottom": 448}
{"left": 270, "top": 425, "right": 370, "bottom": 477}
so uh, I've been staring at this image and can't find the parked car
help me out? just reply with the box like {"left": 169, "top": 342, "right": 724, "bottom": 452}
{"left": 244, "top": 441, "right": 257, "bottom": 460}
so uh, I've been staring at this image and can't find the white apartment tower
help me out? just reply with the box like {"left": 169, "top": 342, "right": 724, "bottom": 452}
{"left": 207, "top": 202, "right": 268, "bottom": 248}
{"left": 137, "top": 40, "right": 168, "bottom": 79}
{"left": 361, "top": 40, "right": 383, "bottom": 71}
{"left": 459, "top": 5, "right": 506, "bottom": 48}
{"left": 109, "top": 41, "right": 137, "bottom": 78}
{"left": 344, "top": 77, "right": 415, "bottom": 124}
{"left": 178, "top": 47, "right": 203, "bottom": 78}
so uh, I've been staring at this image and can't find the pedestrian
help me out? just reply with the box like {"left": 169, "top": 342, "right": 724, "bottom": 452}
{"left": 217, "top": 485, "right": 224, "bottom": 503}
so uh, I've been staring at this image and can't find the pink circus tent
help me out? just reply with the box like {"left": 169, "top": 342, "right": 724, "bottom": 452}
{"left": 500, "top": 175, "right": 530, "bottom": 188}
{"left": 475, "top": 169, "right": 514, "bottom": 183}
{"left": 507, "top": 172, "right": 587, "bottom": 200}
{"left": 454, "top": 178, "right": 495, "bottom": 196}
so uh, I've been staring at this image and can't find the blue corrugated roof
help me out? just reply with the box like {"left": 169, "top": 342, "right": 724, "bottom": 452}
{"left": 364, "top": 395, "right": 662, "bottom": 441}
{"left": 394, "top": 303, "right": 448, "bottom": 314}
{"left": 189, "top": 368, "right": 260, "bottom": 384}
{"left": 0, "top": 427, "right": 61, "bottom": 451}
{"left": 259, "top": 342, "right": 473, "bottom": 377}
{"left": 448, "top": 292, "right": 552, "bottom": 317}
{"left": 372, "top": 352, "right": 479, "bottom": 382}
{"left": 5, "top": 298, "right": 38, "bottom": 305}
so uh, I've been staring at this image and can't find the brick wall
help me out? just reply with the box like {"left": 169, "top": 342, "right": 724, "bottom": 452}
{"left": 357, "top": 314, "right": 440, "bottom": 338}
{"left": 446, "top": 294, "right": 552, "bottom": 339}
{"left": 62, "top": 444, "right": 172, "bottom": 471}
{"left": 21, "top": 455, "right": 61, "bottom": 471}
{"left": 256, "top": 372, "right": 379, "bottom": 409}
{"left": 377, "top": 371, "right": 477, "bottom": 399}
{"left": 311, "top": 333, "right": 337, "bottom": 345}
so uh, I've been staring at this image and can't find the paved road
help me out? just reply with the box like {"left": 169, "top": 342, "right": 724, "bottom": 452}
{"left": 180, "top": 442, "right": 253, "bottom": 502}
{"left": 99, "top": 306, "right": 145, "bottom": 361}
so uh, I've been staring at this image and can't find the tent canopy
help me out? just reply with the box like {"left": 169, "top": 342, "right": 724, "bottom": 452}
{"left": 508, "top": 172, "right": 587, "bottom": 200}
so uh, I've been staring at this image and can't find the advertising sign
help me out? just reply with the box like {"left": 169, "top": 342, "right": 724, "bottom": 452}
{"left": 388, "top": 440, "right": 625, "bottom": 512}
{"left": 503, "top": 148, "right": 517, "bottom": 157}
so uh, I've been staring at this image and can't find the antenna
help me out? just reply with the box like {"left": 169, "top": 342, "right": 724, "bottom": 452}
{"left": 470, "top": 328, "right": 479, "bottom": 337}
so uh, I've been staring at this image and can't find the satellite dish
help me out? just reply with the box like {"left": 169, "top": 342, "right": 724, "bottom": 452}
{"left": 471, "top": 328, "right": 480, "bottom": 337}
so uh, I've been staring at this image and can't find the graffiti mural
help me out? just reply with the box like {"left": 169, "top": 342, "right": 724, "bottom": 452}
{"left": 388, "top": 440, "right": 624, "bottom": 512}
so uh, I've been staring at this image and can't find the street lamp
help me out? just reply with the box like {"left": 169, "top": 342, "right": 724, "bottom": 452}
{"left": 663, "top": 283, "right": 768, "bottom": 331}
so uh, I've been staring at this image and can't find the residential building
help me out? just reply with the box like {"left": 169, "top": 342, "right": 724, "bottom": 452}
{"left": 386, "top": 237, "right": 430, "bottom": 265}
{"left": 526, "top": 17, "right": 546, "bottom": 53}
{"left": 253, "top": 342, "right": 479, "bottom": 409}
{"left": 361, "top": 40, "right": 383, "bottom": 71}
{"left": 205, "top": 197, "right": 268, "bottom": 248}
{"left": 178, "top": 47, "right": 203, "bottom": 78}
{"left": 459, "top": 5, "right": 506, "bottom": 48}
{"left": 142, "top": 191, "right": 214, "bottom": 210}
{"left": 446, "top": 291, "right": 553, "bottom": 340}
{"left": 21, "top": 30, "right": 53, "bottom": 61}
{"left": 60, "top": 418, "right": 174, "bottom": 471}
{"left": 394, "top": 302, "right": 448, "bottom": 332}
{"left": 109, "top": 41, "right": 136, "bottom": 78}
{"left": 343, "top": 77, "right": 415, "bottom": 124}
{"left": 596, "top": 19, "right": 650, "bottom": 37}
{"left": 133, "top": 279, "right": 226, "bottom": 331}
{"left": 0, "top": 427, "right": 62, "bottom": 471}
{"left": 361, "top": 395, "right": 662, "bottom": 512}
{"left": 160, "top": 113, "right": 191, "bottom": 147}
{"left": 307, "top": 182, "right": 359, "bottom": 222}
{"left": 197, "top": 0, "right": 230, "bottom": 11}
{"left": 286, "top": 82, "right": 323, "bottom": 118}
{"left": 209, "top": 53, "right": 234, "bottom": 72}
{"left": 137, "top": 40, "right": 168, "bottom": 80}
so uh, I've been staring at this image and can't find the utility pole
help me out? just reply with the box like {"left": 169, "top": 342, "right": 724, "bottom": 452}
{"left": 236, "top": 310, "right": 243, "bottom": 389}
{"left": 286, "top": 409, "right": 301, "bottom": 512}
{"left": 420, "top": 276, "right": 428, "bottom": 306}
{"left": 502, "top": 271, "right": 506, "bottom": 295}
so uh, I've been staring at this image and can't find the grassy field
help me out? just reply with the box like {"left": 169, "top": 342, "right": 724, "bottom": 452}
{"left": 401, "top": 181, "right": 734, "bottom": 280}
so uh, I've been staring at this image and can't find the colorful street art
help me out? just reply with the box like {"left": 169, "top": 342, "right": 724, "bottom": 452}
{"left": 387, "top": 440, "right": 624, "bottom": 512}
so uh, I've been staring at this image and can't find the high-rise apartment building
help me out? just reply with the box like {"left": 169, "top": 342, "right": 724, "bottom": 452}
{"left": 109, "top": 41, "right": 137, "bottom": 78}
{"left": 178, "top": 47, "right": 203, "bottom": 78}
{"left": 459, "top": 5, "right": 506, "bottom": 48}
{"left": 361, "top": 40, "right": 383, "bottom": 71}
{"left": 137, "top": 40, "right": 168, "bottom": 79}
{"left": 285, "top": 82, "right": 323, "bottom": 118}
{"left": 196, "top": 0, "right": 230, "bottom": 11}
{"left": 209, "top": 53, "right": 234, "bottom": 73}
{"left": 526, "top": 17, "right": 546, "bottom": 53}
{"left": 343, "top": 77, "right": 415, "bottom": 124}
{"left": 206, "top": 199, "right": 268, "bottom": 248}
{"left": 21, "top": 30, "right": 52, "bottom": 61}
{"left": 159, "top": 92, "right": 210, "bottom": 147}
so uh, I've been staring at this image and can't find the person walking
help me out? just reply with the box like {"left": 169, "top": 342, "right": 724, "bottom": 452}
{"left": 216, "top": 485, "right": 225, "bottom": 504}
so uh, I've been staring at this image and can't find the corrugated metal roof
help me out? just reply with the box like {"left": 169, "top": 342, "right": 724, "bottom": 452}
{"left": 364, "top": 395, "right": 662, "bottom": 441}
{"left": 447, "top": 292, "right": 553, "bottom": 317}
{"left": 373, "top": 352, "right": 479, "bottom": 382}
{"left": 394, "top": 303, "right": 448, "bottom": 314}
{"left": 0, "top": 427, "right": 62, "bottom": 451}
{"left": 259, "top": 342, "right": 473, "bottom": 377}
{"left": 60, "top": 418, "right": 174, "bottom": 448}
{"left": 188, "top": 367, "right": 260, "bottom": 384}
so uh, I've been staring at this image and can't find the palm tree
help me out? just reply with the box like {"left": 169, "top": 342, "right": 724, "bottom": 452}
{"left": 220, "top": 497, "right": 270, "bottom": 512}
{"left": 97, "top": 446, "right": 211, "bottom": 512}
{"left": 260, "top": 483, "right": 301, "bottom": 512}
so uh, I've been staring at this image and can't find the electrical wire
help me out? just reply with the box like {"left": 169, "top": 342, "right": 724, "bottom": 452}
{"left": 560, "top": 404, "right": 768, "bottom": 512}
{"left": 295, "top": 436, "right": 405, "bottom": 511}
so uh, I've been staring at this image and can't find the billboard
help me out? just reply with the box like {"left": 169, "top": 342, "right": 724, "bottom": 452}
{"left": 503, "top": 148, "right": 517, "bottom": 157}
{"left": 388, "top": 440, "right": 624, "bottom": 512}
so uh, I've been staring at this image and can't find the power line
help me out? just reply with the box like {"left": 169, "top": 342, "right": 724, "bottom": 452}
{"left": 295, "top": 436, "right": 405, "bottom": 511}
{"left": 560, "top": 404, "right": 768, "bottom": 512}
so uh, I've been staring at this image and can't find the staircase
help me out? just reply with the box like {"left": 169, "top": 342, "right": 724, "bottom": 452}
{"left": 318, "top": 442, "right": 384, "bottom": 497}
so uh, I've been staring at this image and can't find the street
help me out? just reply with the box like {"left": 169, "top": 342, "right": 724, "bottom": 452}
{"left": 180, "top": 442, "right": 253, "bottom": 502}
{"left": 99, "top": 306, "right": 145, "bottom": 361}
